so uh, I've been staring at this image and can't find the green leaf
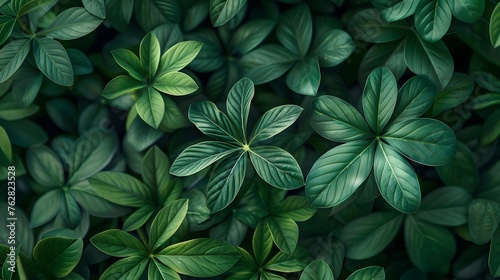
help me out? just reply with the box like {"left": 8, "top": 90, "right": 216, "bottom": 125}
{"left": 311, "top": 95, "right": 372, "bottom": 142}
{"left": 362, "top": 67, "right": 398, "bottom": 134}
{"left": 0, "top": 101, "right": 38, "bottom": 121}
{"left": 471, "top": 71, "right": 500, "bottom": 92}
{"left": 82, "top": 0, "right": 106, "bottom": 19}
{"left": 300, "top": 260, "right": 334, "bottom": 280}
{"left": 157, "top": 238, "right": 241, "bottom": 277}
{"left": 249, "top": 146, "right": 304, "bottom": 190}
{"left": 346, "top": 266, "right": 385, "bottom": 280}
{"left": 46, "top": 98, "right": 77, "bottom": 133}
{"left": 432, "top": 72, "right": 474, "bottom": 116}
{"left": 250, "top": 105, "right": 303, "bottom": 145}
{"left": 140, "top": 33, "right": 161, "bottom": 79}
{"left": 372, "top": 0, "right": 420, "bottom": 22}
{"left": 448, "top": 0, "right": 484, "bottom": 23}
{"left": 160, "top": 95, "right": 190, "bottom": 131}
{"left": 90, "top": 171, "right": 153, "bottom": 207}
{"left": 102, "top": 75, "right": 146, "bottom": 100}
{"left": 414, "top": 0, "right": 452, "bottom": 42}
{"left": 37, "top": 7, "right": 102, "bottom": 40}
{"left": 26, "top": 145, "right": 64, "bottom": 187}
{"left": 206, "top": 151, "right": 247, "bottom": 212}
{"left": 100, "top": 256, "right": 149, "bottom": 280}
{"left": 30, "top": 189, "right": 62, "bottom": 228}
{"left": 276, "top": 3, "right": 312, "bottom": 56}
{"left": 159, "top": 41, "right": 203, "bottom": 75}
{"left": 383, "top": 118, "right": 457, "bottom": 166}
{"left": 188, "top": 101, "right": 243, "bottom": 144}
{"left": 210, "top": 215, "right": 247, "bottom": 245}
{"left": 229, "top": 19, "right": 275, "bottom": 55}
{"left": 391, "top": 75, "right": 436, "bottom": 122}
{"left": 253, "top": 220, "right": 273, "bottom": 265}
{"left": 209, "top": 0, "right": 246, "bottom": 27}
{"left": 105, "top": 0, "right": 133, "bottom": 32}
{"left": 264, "top": 247, "right": 309, "bottom": 272}
{"left": 91, "top": 229, "right": 148, "bottom": 257}
{"left": 286, "top": 56, "right": 320, "bottom": 96}
{"left": 33, "top": 37, "right": 73, "bottom": 86}
{"left": 417, "top": 186, "right": 472, "bottom": 226}
{"left": 149, "top": 259, "right": 181, "bottom": 280}
{"left": 306, "top": 140, "right": 376, "bottom": 208}
{"left": 0, "top": 39, "right": 30, "bottom": 83}
{"left": 11, "top": 67, "right": 42, "bottom": 108}
{"left": 135, "top": 0, "right": 180, "bottom": 31}
{"left": 359, "top": 40, "right": 407, "bottom": 84}
{"left": 240, "top": 45, "right": 297, "bottom": 84}
{"left": 374, "top": 141, "right": 420, "bottom": 214}
{"left": 136, "top": 87, "right": 165, "bottom": 129}
{"left": 60, "top": 192, "right": 81, "bottom": 228}
{"left": 152, "top": 71, "right": 198, "bottom": 96}
{"left": 123, "top": 205, "right": 155, "bottom": 231}
{"left": 170, "top": 141, "right": 238, "bottom": 176}
{"left": 149, "top": 199, "right": 189, "bottom": 251}
{"left": 312, "top": 29, "right": 355, "bottom": 67}
{"left": 405, "top": 216, "right": 456, "bottom": 272}
{"left": 0, "top": 16, "right": 15, "bottom": 45}
{"left": 341, "top": 211, "right": 404, "bottom": 259}
{"left": 490, "top": 2, "right": 500, "bottom": 48}
{"left": 470, "top": 93, "right": 500, "bottom": 110}
{"left": 481, "top": 108, "right": 500, "bottom": 145}
{"left": 33, "top": 237, "right": 83, "bottom": 278}
{"left": 347, "top": 8, "right": 410, "bottom": 43}
{"left": 266, "top": 216, "right": 298, "bottom": 255}
{"left": 404, "top": 34, "right": 454, "bottom": 89}
{"left": 0, "top": 125, "right": 10, "bottom": 162}
{"left": 435, "top": 142, "right": 479, "bottom": 191}
{"left": 468, "top": 199, "right": 500, "bottom": 245}
{"left": 490, "top": 227, "right": 500, "bottom": 277}
{"left": 142, "top": 146, "right": 171, "bottom": 195}
{"left": 70, "top": 184, "right": 130, "bottom": 218}
{"left": 112, "top": 49, "right": 145, "bottom": 81}
{"left": 67, "top": 48, "right": 93, "bottom": 75}
{"left": 13, "top": 0, "right": 53, "bottom": 16}
{"left": 275, "top": 196, "right": 316, "bottom": 222}
{"left": 226, "top": 77, "right": 253, "bottom": 141}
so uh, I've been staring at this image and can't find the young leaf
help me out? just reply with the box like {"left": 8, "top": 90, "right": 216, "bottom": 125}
{"left": 226, "top": 77, "right": 254, "bottom": 141}
{"left": 435, "top": 142, "right": 479, "bottom": 191}
{"left": 306, "top": 140, "right": 376, "bottom": 208}
{"left": 312, "top": 29, "right": 355, "bottom": 67}
{"left": 311, "top": 95, "right": 372, "bottom": 142}
{"left": 158, "top": 41, "right": 203, "bottom": 75}
{"left": 341, "top": 211, "right": 404, "bottom": 259}
{"left": 253, "top": 220, "right": 273, "bottom": 266}
{"left": 276, "top": 4, "right": 312, "bottom": 57}
{"left": 417, "top": 186, "right": 472, "bottom": 226}
{"left": 0, "top": 39, "right": 31, "bottom": 83}
{"left": 448, "top": 0, "right": 484, "bottom": 23}
{"left": 112, "top": 49, "right": 146, "bottom": 81}
{"left": 240, "top": 45, "right": 297, "bottom": 84}
{"left": 286, "top": 56, "right": 320, "bottom": 96}
{"left": 249, "top": 146, "right": 304, "bottom": 190}
{"left": 140, "top": 33, "right": 161, "bottom": 79}
{"left": 26, "top": 145, "right": 64, "bottom": 187}
{"left": 372, "top": 0, "right": 420, "bottom": 22}
{"left": 136, "top": 87, "right": 165, "bottom": 129}
{"left": 100, "top": 256, "right": 149, "bottom": 280}
{"left": 37, "top": 7, "right": 102, "bottom": 40}
{"left": 210, "top": 0, "right": 247, "bottom": 27}
{"left": 491, "top": 2, "right": 500, "bottom": 48}
{"left": 391, "top": 75, "right": 436, "bottom": 122}
{"left": 266, "top": 216, "right": 298, "bottom": 255}
{"left": 149, "top": 199, "right": 189, "bottom": 251}
{"left": 33, "top": 237, "right": 83, "bottom": 278}
{"left": 250, "top": 105, "right": 303, "bottom": 145}
{"left": 300, "top": 260, "right": 334, "bottom": 280}
{"left": 33, "top": 37, "right": 74, "bottom": 86}
{"left": 102, "top": 75, "right": 146, "bottom": 100}
{"left": 383, "top": 118, "right": 457, "bottom": 166}
{"left": 432, "top": 73, "right": 474, "bottom": 116}
{"left": 346, "top": 266, "right": 385, "bottom": 280}
{"left": 374, "top": 141, "right": 421, "bottom": 214}
{"left": 414, "top": 0, "right": 452, "bottom": 43}
{"left": 91, "top": 229, "right": 148, "bottom": 257}
{"left": 468, "top": 199, "right": 500, "bottom": 245}
{"left": 152, "top": 71, "right": 198, "bottom": 96}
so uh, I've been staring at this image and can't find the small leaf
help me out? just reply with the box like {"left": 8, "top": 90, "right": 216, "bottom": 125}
{"left": 12, "top": 67, "right": 42, "bottom": 108}
{"left": 346, "top": 266, "right": 385, "bottom": 280}
{"left": 210, "top": 0, "right": 247, "bottom": 27}
{"left": 359, "top": 40, "right": 407, "bottom": 84}
{"left": 253, "top": 220, "right": 273, "bottom": 265}
{"left": 152, "top": 72, "right": 198, "bottom": 96}
{"left": 90, "top": 171, "right": 153, "bottom": 207}
{"left": 468, "top": 199, "right": 500, "bottom": 245}
{"left": 102, "top": 75, "right": 146, "bottom": 100}
{"left": 250, "top": 105, "right": 303, "bottom": 145}
{"left": 347, "top": 9, "right": 410, "bottom": 43}
{"left": 491, "top": 2, "right": 500, "bottom": 48}
{"left": 140, "top": 33, "right": 161, "bottom": 79}
{"left": 300, "top": 260, "right": 334, "bottom": 280}
{"left": 481, "top": 108, "right": 500, "bottom": 145}
{"left": 158, "top": 41, "right": 203, "bottom": 75}
{"left": 142, "top": 146, "right": 171, "bottom": 196}
{"left": 417, "top": 186, "right": 472, "bottom": 226}
{"left": 432, "top": 73, "right": 474, "bottom": 116}
{"left": 266, "top": 216, "right": 298, "bottom": 255}
{"left": 112, "top": 49, "right": 145, "bottom": 81}
{"left": 26, "top": 145, "right": 64, "bottom": 187}
{"left": 0, "top": 39, "right": 31, "bottom": 83}
{"left": 30, "top": 190, "right": 62, "bottom": 228}
{"left": 275, "top": 196, "right": 316, "bottom": 222}
{"left": 100, "top": 256, "right": 149, "bottom": 280}
{"left": 37, "top": 7, "right": 102, "bottom": 40}
{"left": 33, "top": 237, "right": 83, "bottom": 278}
{"left": 149, "top": 199, "right": 189, "bottom": 251}
{"left": 414, "top": 0, "right": 452, "bottom": 42}
{"left": 91, "top": 229, "right": 148, "bottom": 257}
{"left": 229, "top": 19, "right": 275, "bottom": 55}
{"left": 136, "top": 87, "right": 165, "bottom": 129}
{"left": 276, "top": 3, "right": 312, "bottom": 56}
{"left": 33, "top": 37, "right": 74, "bottom": 86}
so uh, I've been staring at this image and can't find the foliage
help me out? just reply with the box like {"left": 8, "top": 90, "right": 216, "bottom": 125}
{"left": 0, "top": 0, "right": 499, "bottom": 279}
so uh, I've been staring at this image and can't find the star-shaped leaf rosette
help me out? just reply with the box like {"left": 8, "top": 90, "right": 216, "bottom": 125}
{"left": 306, "top": 67, "right": 457, "bottom": 214}
{"left": 170, "top": 77, "right": 304, "bottom": 213}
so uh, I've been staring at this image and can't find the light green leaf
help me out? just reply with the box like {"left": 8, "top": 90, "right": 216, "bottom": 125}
{"left": 142, "top": 146, "right": 171, "bottom": 195}
{"left": 372, "top": 0, "right": 420, "bottom": 22}
{"left": 33, "top": 237, "right": 83, "bottom": 278}
{"left": 383, "top": 118, "right": 457, "bottom": 166}
{"left": 405, "top": 216, "right": 456, "bottom": 272}
{"left": 170, "top": 141, "right": 238, "bottom": 176}
{"left": 112, "top": 49, "right": 145, "bottom": 81}
{"left": 149, "top": 199, "right": 189, "bottom": 251}
{"left": 26, "top": 145, "right": 64, "bottom": 187}
{"left": 362, "top": 67, "right": 398, "bottom": 134}
{"left": 90, "top": 171, "right": 153, "bottom": 207}
{"left": 491, "top": 2, "right": 500, "bottom": 48}
{"left": 490, "top": 227, "right": 500, "bottom": 277}
{"left": 100, "top": 256, "right": 149, "bottom": 280}
{"left": 347, "top": 8, "right": 411, "bottom": 43}
{"left": 209, "top": 0, "right": 246, "bottom": 27}
{"left": 157, "top": 238, "right": 241, "bottom": 277}
{"left": 250, "top": 105, "right": 303, "bottom": 145}
{"left": 468, "top": 199, "right": 500, "bottom": 245}
{"left": 264, "top": 247, "right": 309, "bottom": 272}
{"left": 152, "top": 71, "right": 198, "bottom": 96}
{"left": 306, "top": 140, "right": 376, "bottom": 208}
{"left": 240, "top": 44, "right": 297, "bottom": 84}
{"left": 275, "top": 196, "right": 316, "bottom": 222}
{"left": 448, "top": 0, "right": 484, "bottom": 23}
{"left": 123, "top": 205, "right": 155, "bottom": 231}
{"left": 286, "top": 56, "right": 320, "bottom": 96}
{"left": 226, "top": 77, "right": 253, "bottom": 141}
{"left": 33, "top": 37, "right": 73, "bottom": 86}
{"left": 253, "top": 220, "right": 273, "bottom": 265}
{"left": 148, "top": 259, "right": 180, "bottom": 280}
{"left": 432, "top": 72, "right": 474, "bottom": 116}
{"left": 140, "top": 33, "right": 161, "bottom": 79}
{"left": 341, "top": 211, "right": 404, "bottom": 259}
{"left": 37, "top": 7, "right": 102, "bottom": 40}
{"left": 229, "top": 19, "right": 275, "bottom": 55}
{"left": 392, "top": 75, "right": 436, "bottom": 122}
{"left": 0, "top": 39, "right": 31, "bottom": 83}
{"left": 91, "top": 229, "right": 148, "bottom": 257}
{"left": 206, "top": 151, "right": 247, "bottom": 212}
{"left": 276, "top": 3, "right": 312, "bottom": 56}
{"left": 374, "top": 141, "right": 420, "bottom": 214}
{"left": 102, "top": 75, "right": 146, "bottom": 100}
{"left": 414, "top": 0, "right": 452, "bottom": 42}
{"left": 158, "top": 41, "right": 203, "bottom": 75}
{"left": 311, "top": 95, "right": 372, "bottom": 142}
{"left": 359, "top": 40, "right": 407, "bottom": 84}
{"left": 136, "top": 87, "right": 165, "bottom": 129}
{"left": 417, "top": 186, "right": 472, "bottom": 226}
{"left": 0, "top": 101, "right": 38, "bottom": 121}
{"left": 266, "top": 216, "right": 298, "bottom": 255}
{"left": 404, "top": 34, "right": 454, "bottom": 89}
{"left": 300, "top": 260, "right": 334, "bottom": 280}
{"left": 435, "top": 142, "right": 479, "bottom": 191}
{"left": 346, "top": 266, "right": 385, "bottom": 280}
{"left": 249, "top": 146, "right": 304, "bottom": 190}
{"left": 312, "top": 29, "right": 355, "bottom": 67}
{"left": 30, "top": 189, "right": 62, "bottom": 228}
{"left": 0, "top": 16, "right": 15, "bottom": 46}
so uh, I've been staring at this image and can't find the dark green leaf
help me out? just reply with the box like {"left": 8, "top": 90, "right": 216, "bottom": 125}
{"left": 266, "top": 216, "right": 298, "bottom": 255}
{"left": 136, "top": 87, "right": 164, "bottom": 129}
{"left": 123, "top": 206, "right": 155, "bottom": 231}
{"left": 240, "top": 45, "right": 297, "bottom": 84}
{"left": 105, "top": 0, "right": 133, "bottom": 32}
{"left": 149, "top": 259, "right": 180, "bottom": 280}
{"left": 90, "top": 171, "right": 153, "bottom": 207}
{"left": 250, "top": 105, "right": 302, "bottom": 145}
{"left": 276, "top": 4, "right": 312, "bottom": 56}
{"left": 468, "top": 199, "right": 500, "bottom": 245}
{"left": 12, "top": 67, "right": 42, "bottom": 108}
{"left": 432, "top": 73, "right": 474, "bottom": 116}
{"left": 30, "top": 189, "right": 62, "bottom": 228}
{"left": 38, "top": 7, "right": 102, "bottom": 40}
{"left": 347, "top": 8, "right": 410, "bottom": 43}
{"left": 33, "top": 237, "right": 83, "bottom": 278}
{"left": 82, "top": 0, "right": 106, "bottom": 19}
{"left": 0, "top": 16, "right": 15, "bottom": 45}
{"left": 253, "top": 220, "right": 273, "bottom": 265}
{"left": 226, "top": 77, "right": 253, "bottom": 141}
{"left": 372, "top": 0, "right": 420, "bottom": 22}
{"left": 392, "top": 75, "right": 436, "bottom": 122}
{"left": 312, "top": 29, "right": 355, "bottom": 67}
{"left": 140, "top": 33, "right": 161, "bottom": 79}
{"left": 135, "top": 0, "right": 181, "bottom": 31}
{"left": 229, "top": 19, "right": 275, "bottom": 55}
{"left": 149, "top": 199, "right": 189, "bottom": 251}
{"left": 417, "top": 186, "right": 472, "bottom": 226}
{"left": 91, "top": 229, "right": 148, "bottom": 257}
{"left": 470, "top": 93, "right": 500, "bottom": 110}
{"left": 26, "top": 145, "right": 64, "bottom": 187}
{"left": 286, "top": 56, "right": 320, "bottom": 96}
{"left": 209, "top": 0, "right": 246, "bottom": 27}
{"left": 275, "top": 196, "right": 316, "bottom": 222}
{"left": 0, "top": 39, "right": 31, "bottom": 83}
{"left": 100, "top": 256, "right": 149, "bottom": 280}
{"left": 435, "top": 142, "right": 479, "bottom": 191}
{"left": 491, "top": 2, "right": 500, "bottom": 48}
{"left": 346, "top": 266, "right": 385, "bottom": 280}
{"left": 490, "top": 227, "right": 500, "bottom": 277}
{"left": 33, "top": 37, "right": 74, "bottom": 86}
{"left": 448, "top": 0, "right": 484, "bottom": 23}
{"left": 300, "top": 260, "right": 334, "bottom": 280}
{"left": 359, "top": 40, "right": 407, "bottom": 84}
{"left": 481, "top": 108, "right": 500, "bottom": 145}
{"left": 414, "top": 0, "right": 452, "bottom": 42}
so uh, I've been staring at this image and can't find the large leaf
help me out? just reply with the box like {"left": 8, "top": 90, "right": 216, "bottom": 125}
{"left": 37, "top": 7, "right": 102, "bottom": 40}
{"left": 417, "top": 186, "right": 472, "bottom": 226}
{"left": 206, "top": 151, "right": 247, "bottom": 212}
{"left": 286, "top": 56, "right": 320, "bottom": 96}
{"left": 374, "top": 141, "right": 420, "bottom": 214}
{"left": 249, "top": 146, "right": 304, "bottom": 190}
{"left": 0, "top": 39, "right": 30, "bottom": 83}
{"left": 266, "top": 216, "right": 299, "bottom": 255}
{"left": 372, "top": 0, "right": 420, "bottom": 22}
{"left": 391, "top": 75, "right": 436, "bottom": 122}
{"left": 33, "top": 37, "right": 73, "bottom": 86}
{"left": 82, "top": 0, "right": 106, "bottom": 18}
{"left": 33, "top": 237, "right": 83, "bottom": 278}
{"left": 276, "top": 3, "right": 312, "bottom": 56}
{"left": 362, "top": 67, "right": 398, "bottom": 134}
{"left": 250, "top": 105, "right": 303, "bottom": 145}
{"left": 26, "top": 145, "right": 64, "bottom": 187}
{"left": 140, "top": 33, "right": 161, "bottom": 79}
{"left": 432, "top": 72, "right": 474, "bottom": 116}
{"left": 414, "top": 0, "right": 452, "bottom": 42}
{"left": 312, "top": 29, "right": 355, "bottom": 67}
{"left": 448, "top": 0, "right": 484, "bottom": 23}
{"left": 170, "top": 141, "right": 238, "bottom": 176}
{"left": 435, "top": 142, "right": 479, "bottom": 191}
{"left": 240, "top": 44, "right": 297, "bottom": 84}
{"left": 149, "top": 199, "right": 189, "bottom": 251}
{"left": 341, "top": 211, "right": 404, "bottom": 259}
{"left": 383, "top": 118, "right": 457, "bottom": 166}
{"left": 306, "top": 141, "right": 375, "bottom": 207}
{"left": 405, "top": 216, "right": 456, "bottom": 272}
{"left": 346, "top": 266, "right": 385, "bottom": 280}
{"left": 226, "top": 77, "right": 253, "bottom": 141}
{"left": 300, "top": 260, "right": 334, "bottom": 280}
{"left": 209, "top": 0, "right": 246, "bottom": 27}
{"left": 468, "top": 199, "right": 500, "bottom": 245}
{"left": 253, "top": 220, "right": 273, "bottom": 265}
{"left": 311, "top": 95, "right": 372, "bottom": 142}
{"left": 136, "top": 87, "right": 165, "bottom": 129}
{"left": 157, "top": 238, "right": 241, "bottom": 277}
{"left": 491, "top": 2, "right": 500, "bottom": 48}
{"left": 100, "top": 256, "right": 149, "bottom": 280}
{"left": 91, "top": 229, "right": 148, "bottom": 257}
{"left": 404, "top": 34, "right": 454, "bottom": 89}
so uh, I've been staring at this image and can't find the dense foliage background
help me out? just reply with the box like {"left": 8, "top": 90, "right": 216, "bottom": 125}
{"left": 0, "top": 0, "right": 500, "bottom": 279}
